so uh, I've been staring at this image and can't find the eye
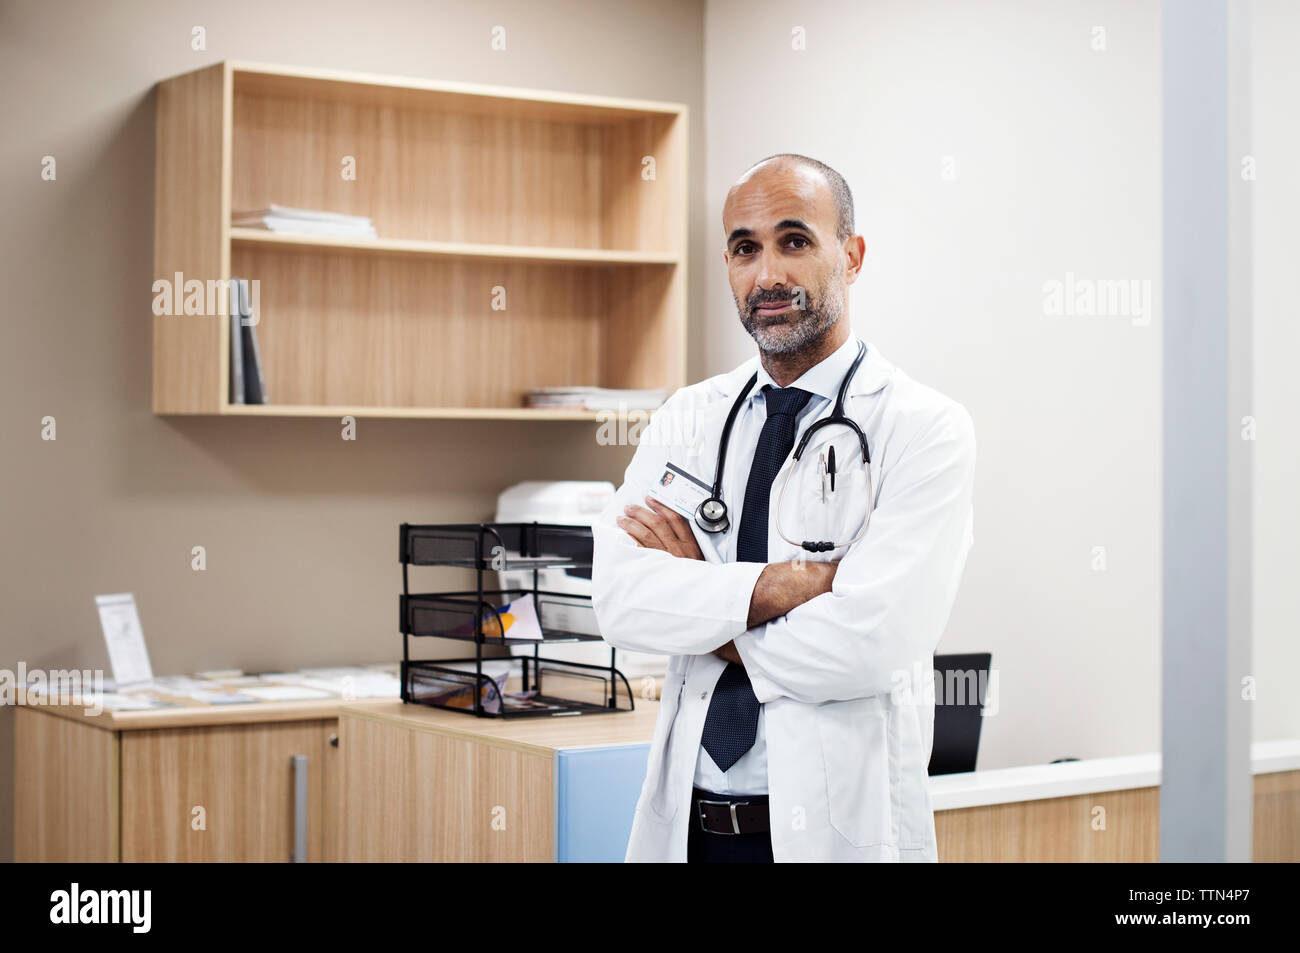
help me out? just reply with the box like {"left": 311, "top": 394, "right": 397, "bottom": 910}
{"left": 785, "top": 235, "right": 810, "bottom": 250}
{"left": 734, "top": 241, "right": 756, "bottom": 255}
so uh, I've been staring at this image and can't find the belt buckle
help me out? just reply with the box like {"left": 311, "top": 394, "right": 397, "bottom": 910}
{"left": 697, "top": 797, "right": 750, "bottom": 835}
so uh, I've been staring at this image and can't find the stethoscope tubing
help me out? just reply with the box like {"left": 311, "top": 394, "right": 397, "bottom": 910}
{"left": 697, "top": 340, "right": 872, "bottom": 553}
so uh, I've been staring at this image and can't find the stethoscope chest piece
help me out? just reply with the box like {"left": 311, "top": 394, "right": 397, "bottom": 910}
{"left": 695, "top": 497, "right": 729, "bottom": 534}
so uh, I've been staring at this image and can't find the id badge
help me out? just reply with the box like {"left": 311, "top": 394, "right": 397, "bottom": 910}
{"left": 646, "top": 462, "right": 712, "bottom": 519}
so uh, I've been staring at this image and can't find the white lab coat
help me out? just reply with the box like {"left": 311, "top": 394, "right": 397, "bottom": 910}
{"left": 591, "top": 339, "right": 976, "bottom": 862}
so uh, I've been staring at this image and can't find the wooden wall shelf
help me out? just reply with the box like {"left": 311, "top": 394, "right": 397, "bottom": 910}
{"left": 153, "top": 61, "right": 688, "bottom": 417}
{"left": 228, "top": 228, "right": 682, "bottom": 266}
{"left": 218, "top": 404, "right": 640, "bottom": 422}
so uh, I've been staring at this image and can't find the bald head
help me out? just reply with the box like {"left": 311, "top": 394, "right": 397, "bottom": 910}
{"left": 730, "top": 154, "right": 855, "bottom": 242}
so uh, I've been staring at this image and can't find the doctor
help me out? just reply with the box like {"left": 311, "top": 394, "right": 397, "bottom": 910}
{"left": 591, "top": 154, "right": 976, "bottom": 862}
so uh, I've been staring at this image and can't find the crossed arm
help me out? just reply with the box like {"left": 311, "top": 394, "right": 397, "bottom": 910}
{"left": 596, "top": 404, "right": 975, "bottom": 704}
{"left": 616, "top": 496, "right": 837, "bottom": 664}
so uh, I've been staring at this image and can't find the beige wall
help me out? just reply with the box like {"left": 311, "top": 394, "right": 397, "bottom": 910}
{"left": 0, "top": 0, "right": 705, "bottom": 862}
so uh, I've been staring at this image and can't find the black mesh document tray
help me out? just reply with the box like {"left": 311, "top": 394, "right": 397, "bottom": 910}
{"left": 398, "top": 522, "right": 634, "bottom": 718}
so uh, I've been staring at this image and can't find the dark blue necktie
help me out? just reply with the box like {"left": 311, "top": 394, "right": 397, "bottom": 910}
{"left": 700, "top": 385, "right": 813, "bottom": 773}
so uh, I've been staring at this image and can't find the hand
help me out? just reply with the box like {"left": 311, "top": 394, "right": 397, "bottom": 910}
{"left": 616, "top": 497, "right": 705, "bottom": 560}
{"left": 713, "top": 639, "right": 742, "bottom": 665}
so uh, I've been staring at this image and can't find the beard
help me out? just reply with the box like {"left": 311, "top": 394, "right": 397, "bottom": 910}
{"left": 736, "top": 266, "right": 844, "bottom": 356}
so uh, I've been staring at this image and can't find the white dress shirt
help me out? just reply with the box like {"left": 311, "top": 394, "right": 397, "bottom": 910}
{"left": 693, "top": 334, "right": 863, "bottom": 795}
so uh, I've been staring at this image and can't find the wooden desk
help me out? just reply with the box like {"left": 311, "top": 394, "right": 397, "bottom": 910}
{"left": 14, "top": 676, "right": 396, "bottom": 862}
{"left": 338, "top": 699, "right": 661, "bottom": 862}
{"left": 930, "top": 740, "right": 1300, "bottom": 862}
{"left": 24, "top": 676, "right": 1296, "bottom": 863}
{"left": 339, "top": 701, "right": 1300, "bottom": 862}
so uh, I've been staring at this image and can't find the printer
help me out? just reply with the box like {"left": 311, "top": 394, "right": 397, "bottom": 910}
{"left": 495, "top": 481, "right": 667, "bottom": 678}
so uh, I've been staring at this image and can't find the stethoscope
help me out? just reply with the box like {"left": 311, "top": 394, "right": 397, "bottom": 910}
{"left": 695, "top": 340, "right": 873, "bottom": 553}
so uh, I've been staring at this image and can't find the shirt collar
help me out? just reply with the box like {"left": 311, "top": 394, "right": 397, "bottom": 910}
{"left": 752, "top": 333, "right": 861, "bottom": 404}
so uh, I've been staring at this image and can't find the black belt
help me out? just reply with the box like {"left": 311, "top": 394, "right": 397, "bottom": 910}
{"left": 692, "top": 787, "right": 770, "bottom": 835}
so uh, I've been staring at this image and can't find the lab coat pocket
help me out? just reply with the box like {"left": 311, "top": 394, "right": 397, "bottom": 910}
{"left": 641, "top": 671, "right": 685, "bottom": 823}
{"left": 891, "top": 701, "right": 932, "bottom": 851}
{"left": 794, "top": 446, "right": 871, "bottom": 552}
{"left": 817, "top": 697, "right": 893, "bottom": 848}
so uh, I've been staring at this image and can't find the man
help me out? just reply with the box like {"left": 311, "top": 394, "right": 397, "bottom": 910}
{"left": 591, "top": 154, "right": 976, "bottom": 862}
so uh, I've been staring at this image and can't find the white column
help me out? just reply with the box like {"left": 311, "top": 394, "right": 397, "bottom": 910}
{"left": 1160, "top": 0, "right": 1253, "bottom": 862}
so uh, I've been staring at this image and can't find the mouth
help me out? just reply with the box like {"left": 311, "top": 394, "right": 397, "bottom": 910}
{"left": 753, "top": 300, "right": 795, "bottom": 318}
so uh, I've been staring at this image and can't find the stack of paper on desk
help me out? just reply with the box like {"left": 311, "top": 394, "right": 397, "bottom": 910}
{"left": 271, "top": 666, "right": 401, "bottom": 698}
{"left": 22, "top": 665, "right": 403, "bottom": 710}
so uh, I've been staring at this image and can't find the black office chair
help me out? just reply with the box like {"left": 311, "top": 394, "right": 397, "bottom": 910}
{"left": 928, "top": 652, "right": 992, "bottom": 775}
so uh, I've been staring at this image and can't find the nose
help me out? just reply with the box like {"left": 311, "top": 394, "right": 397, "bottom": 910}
{"left": 755, "top": 246, "right": 788, "bottom": 291}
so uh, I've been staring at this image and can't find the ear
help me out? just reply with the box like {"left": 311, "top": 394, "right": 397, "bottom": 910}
{"left": 843, "top": 235, "right": 866, "bottom": 284}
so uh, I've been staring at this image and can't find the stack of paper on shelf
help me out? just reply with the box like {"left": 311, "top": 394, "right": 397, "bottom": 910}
{"left": 524, "top": 386, "right": 669, "bottom": 411}
{"left": 232, "top": 204, "right": 377, "bottom": 239}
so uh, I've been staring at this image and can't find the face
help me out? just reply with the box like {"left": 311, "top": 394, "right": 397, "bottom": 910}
{"left": 722, "top": 162, "right": 862, "bottom": 355}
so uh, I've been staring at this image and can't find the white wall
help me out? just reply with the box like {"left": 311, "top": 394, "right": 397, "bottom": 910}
{"left": 1251, "top": 0, "right": 1300, "bottom": 742}
{"left": 706, "top": 0, "right": 1167, "bottom": 769}
{"left": 705, "top": 0, "right": 1299, "bottom": 767}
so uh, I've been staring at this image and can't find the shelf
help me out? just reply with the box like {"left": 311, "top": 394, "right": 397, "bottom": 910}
{"left": 402, "top": 554, "right": 583, "bottom": 571}
{"left": 400, "top": 526, "right": 594, "bottom": 571}
{"left": 217, "top": 403, "right": 653, "bottom": 420}
{"left": 153, "top": 61, "right": 687, "bottom": 417}
{"left": 403, "top": 658, "right": 634, "bottom": 718}
{"left": 399, "top": 587, "right": 601, "bottom": 643}
{"left": 230, "top": 229, "right": 681, "bottom": 266}
{"left": 407, "top": 630, "right": 606, "bottom": 645}
{"left": 229, "top": 60, "right": 686, "bottom": 123}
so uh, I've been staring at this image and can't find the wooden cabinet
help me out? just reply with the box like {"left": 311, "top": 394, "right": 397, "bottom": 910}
{"left": 336, "top": 700, "right": 660, "bottom": 862}
{"left": 13, "top": 706, "right": 119, "bottom": 862}
{"left": 153, "top": 61, "right": 688, "bottom": 420}
{"left": 15, "top": 701, "right": 363, "bottom": 862}
{"left": 119, "top": 720, "right": 333, "bottom": 862}
{"left": 20, "top": 697, "right": 1298, "bottom": 862}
